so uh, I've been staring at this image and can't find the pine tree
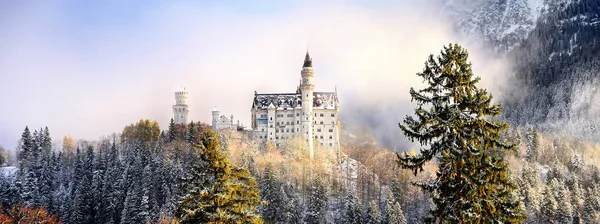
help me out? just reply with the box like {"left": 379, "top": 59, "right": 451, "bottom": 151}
{"left": 583, "top": 187, "right": 599, "bottom": 224}
{"left": 259, "top": 163, "right": 283, "bottom": 223}
{"left": 176, "top": 130, "right": 263, "bottom": 224}
{"left": 383, "top": 191, "right": 406, "bottom": 224}
{"left": 186, "top": 121, "right": 197, "bottom": 144}
{"left": 104, "top": 141, "right": 125, "bottom": 224}
{"left": 71, "top": 146, "right": 94, "bottom": 224}
{"left": 396, "top": 44, "right": 525, "bottom": 223}
{"left": 392, "top": 202, "right": 408, "bottom": 224}
{"left": 344, "top": 190, "right": 362, "bottom": 224}
{"left": 121, "top": 150, "right": 145, "bottom": 224}
{"left": 168, "top": 118, "right": 177, "bottom": 142}
{"left": 365, "top": 201, "right": 380, "bottom": 224}
{"left": 304, "top": 176, "right": 328, "bottom": 224}
{"left": 281, "top": 182, "right": 302, "bottom": 223}
{"left": 541, "top": 186, "right": 558, "bottom": 223}
{"left": 556, "top": 187, "right": 573, "bottom": 224}
{"left": 525, "top": 125, "right": 540, "bottom": 162}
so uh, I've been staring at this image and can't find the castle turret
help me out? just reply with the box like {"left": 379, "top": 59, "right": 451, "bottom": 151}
{"left": 211, "top": 107, "right": 219, "bottom": 130}
{"left": 301, "top": 51, "right": 315, "bottom": 158}
{"left": 173, "top": 86, "right": 190, "bottom": 124}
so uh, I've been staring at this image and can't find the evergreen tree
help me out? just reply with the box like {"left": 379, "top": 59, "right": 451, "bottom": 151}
{"left": 71, "top": 146, "right": 94, "bottom": 224}
{"left": 344, "top": 190, "right": 362, "bottom": 224}
{"left": 139, "top": 163, "right": 154, "bottom": 223}
{"left": 541, "top": 186, "right": 558, "bottom": 223}
{"left": 556, "top": 188, "right": 573, "bottom": 224}
{"left": 121, "top": 150, "right": 144, "bottom": 224}
{"left": 396, "top": 44, "right": 525, "bottom": 223}
{"left": 176, "top": 130, "right": 263, "bottom": 224}
{"left": 168, "top": 118, "right": 177, "bottom": 142}
{"left": 383, "top": 191, "right": 407, "bottom": 224}
{"left": 259, "top": 163, "right": 283, "bottom": 223}
{"left": 525, "top": 125, "right": 540, "bottom": 162}
{"left": 304, "top": 176, "right": 329, "bottom": 224}
{"left": 186, "top": 121, "right": 197, "bottom": 144}
{"left": 104, "top": 141, "right": 124, "bottom": 224}
{"left": 365, "top": 200, "right": 380, "bottom": 224}
{"left": 583, "top": 187, "right": 599, "bottom": 224}
{"left": 281, "top": 182, "right": 302, "bottom": 223}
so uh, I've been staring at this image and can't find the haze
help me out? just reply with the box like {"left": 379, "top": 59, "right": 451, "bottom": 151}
{"left": 0, "top": 0, "right": 511, "bottom": 151}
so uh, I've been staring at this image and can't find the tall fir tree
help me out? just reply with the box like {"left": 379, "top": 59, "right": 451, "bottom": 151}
{"left": 259, "top": 163, "right": 284, "bottom": 223}
{"left": 176, "top": 130, "right": 263, "bottom": 224}
{"left": 281, "top": 182, "right": 302, "bottom": 223}
{"left": 344, "top": 190, "right": 363, "bottom": 224}
{"left": 168, "top": 118, "right": 177, "bottom": 142}
{"left": 365, "top": 200, "right": 380, "bottom": 224}
{"left": 396, "top": 44, "right": 525, "bottom": 223}
{"left": 540, "top": 185, "right": 558, "bottom": 223}
{"left": 71, "top": 146, "right": 95, "bottom": 224}
{"left": 304, "top": 176, "right": 329, "bottom": 224}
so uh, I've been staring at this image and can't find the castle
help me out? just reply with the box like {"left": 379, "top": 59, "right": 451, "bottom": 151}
{"left": 250, "top": 52, "right": 340, "bottom": 157}
{"left": 172, "top": 51, "right": 340, "bottom": 156}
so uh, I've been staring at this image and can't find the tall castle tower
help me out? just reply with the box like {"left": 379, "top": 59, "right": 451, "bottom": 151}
{"left": 173, "top": 86, "right": 189, "bottom": 124}
{"left": 301, "top": 52, "right": 315, "bottom": 158}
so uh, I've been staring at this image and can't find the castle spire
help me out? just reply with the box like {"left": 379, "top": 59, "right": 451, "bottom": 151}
{"left": 303, "top": 51, "right": 312, "bottom": 68}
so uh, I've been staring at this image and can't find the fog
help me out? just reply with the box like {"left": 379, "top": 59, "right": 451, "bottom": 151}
{"left": 0, "top": 1, "right": 512, "bottom": 152}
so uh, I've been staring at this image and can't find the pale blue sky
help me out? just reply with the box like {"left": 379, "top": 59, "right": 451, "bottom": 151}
{"left": 0, "top": 0, "right": 503, "bottom": 151}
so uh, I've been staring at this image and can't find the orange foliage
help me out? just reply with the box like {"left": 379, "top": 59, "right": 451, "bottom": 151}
{"left": 0, "top": 205, "right": 61, "bottom": 224}
{"left": 121, "top": 119, "right": 161, "bottom": 144}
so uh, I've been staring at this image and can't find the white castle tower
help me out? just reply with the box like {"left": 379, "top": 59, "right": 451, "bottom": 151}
{"left": 301, "top": 52, "right": 315, "bottom": 158}
{"left": 173, "top": 86, "right": 190, "bottom": 124}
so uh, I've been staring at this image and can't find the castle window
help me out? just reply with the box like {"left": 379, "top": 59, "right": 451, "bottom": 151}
{"left": 287, "top": 122, "right": 290, "bottom": 125}
{"left": 261, "top": 129, "right": 264, "bottom": 132}
{"left": 270, "top": 117, "right": 272, "bottom": 121}
{"left": 320, "top": 136, "right": 323, "bottom": 139}
{"left": 276, "top": 136, "right": 279, "bottom": 139}
{"left": 329, "top": 129, "right": 333, "bottom": 132}
{"left": 297, "top": 113, "right": 300, "bottom": 116}
{"left": 287, "top": 114, "right": 293, "bottom": 117}
{"left": 276, "top": 143, "right": 279, "bottom": 147}
{"left": 320, "top": 113, "right": 323, "bottom": 117}
{"left": 315, "top": 113, "right": 317, "bottom": 116}
{"left": 317, "top": 129, "right": 321, "bottom": 132}
{"left": 329, "top": 135, "right": 332, "bottom": 139}
{"left": 276, "top": 129, "right": 279, "bottom": 133}
{"left": 331, "top": 113, "right": 335, "bottom": 117}
{"left": 297, "top": 121, "right": 299, "bottom": 124}
{"left": 330, "top": 143, "right": 333, "bottom": 146}
{"left": 314, "top": 121, "right": 316, "bottom": 124}
{"left": 320, "top": 121, "right": 323, "bottom": 124}
{"left": 270, "top": 125, "right": 273, "bottom": 128}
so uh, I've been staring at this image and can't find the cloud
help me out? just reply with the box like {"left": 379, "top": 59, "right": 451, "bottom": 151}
{"left": 0, "top": 1, "right": 510, "bottom": 151}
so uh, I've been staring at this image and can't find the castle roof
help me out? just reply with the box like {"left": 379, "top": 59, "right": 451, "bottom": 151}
{"left": 303, "top": 51, "right": 312, "bottom": 68}
{"left": 251, "top": 91, "right": 338, "bottom": 110}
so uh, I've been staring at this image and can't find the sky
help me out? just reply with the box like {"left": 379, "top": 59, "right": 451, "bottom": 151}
{"left": 0, "top": 0, "right": 511, "bottom": 151}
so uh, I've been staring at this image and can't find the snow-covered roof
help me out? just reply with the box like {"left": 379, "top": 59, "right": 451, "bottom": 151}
{"left": 252, "top": 91, "right": 339, "bottom": 110}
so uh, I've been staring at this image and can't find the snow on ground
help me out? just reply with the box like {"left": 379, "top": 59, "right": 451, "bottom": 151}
{"left": 1, "top": 166, "right": 17, "bottom": 179}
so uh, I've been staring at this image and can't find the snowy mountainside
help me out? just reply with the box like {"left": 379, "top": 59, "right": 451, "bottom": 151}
{"left": 439, "top": 0, "right": 571, "bottom": 52}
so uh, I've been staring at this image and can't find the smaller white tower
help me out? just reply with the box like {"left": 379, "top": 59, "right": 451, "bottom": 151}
{"left": 211, "top": 107, "right": 220, "bottom": 130}
{"left": 173, "top": 86, "right": 190, "bottom": 125}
